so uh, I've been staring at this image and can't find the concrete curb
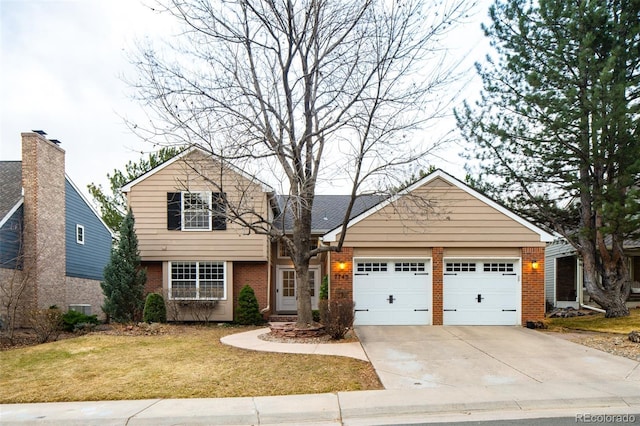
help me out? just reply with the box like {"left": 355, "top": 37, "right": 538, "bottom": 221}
{"left": 2, "top": 390, "right": 639, "bottom": 425}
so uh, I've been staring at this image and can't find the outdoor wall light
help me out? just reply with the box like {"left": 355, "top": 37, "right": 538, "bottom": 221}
{"left": 531, "top": 260, "right": 539, "bottom": 270}
{"left": 338, "top": 261, "right": 347, "bottom": 270}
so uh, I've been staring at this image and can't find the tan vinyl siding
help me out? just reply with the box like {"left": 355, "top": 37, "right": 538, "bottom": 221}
{"left": 444, "top": 247, "right": 521, "bottom": 257}
{"left": 127, "top": 150, "right": 270, "bottom": 261}
{"left": 339, "top": 177, "right": 546, "bottom": 248}
{"left": 353, "top": 247, "right": 433, "bottom": 257}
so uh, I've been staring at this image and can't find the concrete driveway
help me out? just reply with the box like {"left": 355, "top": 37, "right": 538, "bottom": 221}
{"left": 356, "top": 326, "right": 640, "bottom": 392}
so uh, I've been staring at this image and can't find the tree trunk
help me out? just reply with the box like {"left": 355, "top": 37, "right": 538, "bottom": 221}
{"left": 292, "top": 193, "right": 315, "bottom": 328}
{"left": 580, "top": 241, "right": 630, "bottom": 318}
{"left": 295, "top": 262, "right": 314, "bottom": 328}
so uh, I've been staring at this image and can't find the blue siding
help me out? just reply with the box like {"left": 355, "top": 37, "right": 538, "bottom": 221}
{"left": 65, "top": 179, "right": 112, "bottom": 280}
{"left": 0, "top": 205, "right": 23, "bottom": 269}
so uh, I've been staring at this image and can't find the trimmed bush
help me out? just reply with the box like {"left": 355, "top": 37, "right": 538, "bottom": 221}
{"left": 235, "top": 285, "right": 264, "bottom": 325}
{"left": 62, "top": 310, "right": 99, "bottom": 332}
{"left": 143, "top": 293, "right": 167, "bottom": 323}
{"left": 319, "top": 299, "right": 355, "bottom": 340}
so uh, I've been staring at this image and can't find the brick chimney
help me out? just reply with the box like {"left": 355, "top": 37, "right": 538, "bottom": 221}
{"left": 21, "top": 131, "right": 66, "bottom": 311}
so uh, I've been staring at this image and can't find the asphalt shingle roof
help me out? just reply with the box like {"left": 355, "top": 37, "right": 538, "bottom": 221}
{"left": 274, "top": 194, "right": 386, "bottom": 233}
{"left": 0, "top": 161, "right": 22, "bottom": 220}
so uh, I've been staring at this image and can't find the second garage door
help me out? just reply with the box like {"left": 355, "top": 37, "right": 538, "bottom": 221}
{"left": 353, "top": 259, "right": 432, "bottom": 325}
{"left": 443, "top": 259, "right": 520, "bottom": 325}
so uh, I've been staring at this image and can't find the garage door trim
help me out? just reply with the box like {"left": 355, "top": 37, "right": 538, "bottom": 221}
{"left": 443, "top": 257, "right": 522, "bottom": 326}
{"left": 353, "top": 257, "right": 433, "bottom": 326}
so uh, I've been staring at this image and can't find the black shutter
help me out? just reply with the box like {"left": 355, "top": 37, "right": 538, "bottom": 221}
{"left": 167, "top": 192, "right": 181, "bottom": 230}
{"left": 212, "top": 192, "right": 227, "bottom": 230}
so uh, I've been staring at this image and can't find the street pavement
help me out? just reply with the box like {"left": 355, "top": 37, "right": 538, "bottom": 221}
{"left": 1, "top": 326, "right": 639, "bottom": 425}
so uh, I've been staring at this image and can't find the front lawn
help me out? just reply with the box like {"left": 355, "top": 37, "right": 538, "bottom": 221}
{"left": 0, "top": 325, "right": 381, "bottom": 403}
{"left": 546, "top": 308, "right": 640, "bottom": 334}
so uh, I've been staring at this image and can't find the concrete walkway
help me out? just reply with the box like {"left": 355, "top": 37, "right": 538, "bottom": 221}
{"left": 2, "top": 327, "right": 639, "bottom": 425}
{"left": 220, "top": 327, "right": 369, "bottom": 361}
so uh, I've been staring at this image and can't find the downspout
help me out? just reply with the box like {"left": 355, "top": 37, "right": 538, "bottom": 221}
{"left": 580, "top": 303, "right": 605, "bottom": 313}
{"left": 260, "top": 240, "right": 272, "bottom": 315}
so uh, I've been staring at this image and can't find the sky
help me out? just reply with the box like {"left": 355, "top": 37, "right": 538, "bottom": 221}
{"left": 0, "top": 0, "right": 492, "bottom": 202}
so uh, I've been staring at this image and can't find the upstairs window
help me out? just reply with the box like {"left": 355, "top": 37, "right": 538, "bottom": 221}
{"left": 167, "top": 191, "right": 226, "bottom": 231}
{"left": 76, "top": 224, "right": 85, "bottom": 244}
{"left": 183, "top": 192, "right": 211, "bottom": 230}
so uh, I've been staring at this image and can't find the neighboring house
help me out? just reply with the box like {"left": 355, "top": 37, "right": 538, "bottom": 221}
{"left": 545, "top": 238, "right": 640, "bottom": 310}
{"left": 0, "top": 131, "right": 113, "bottom": 326}
{"left": 124, "top": 149, "right": 553, "bottom": 326}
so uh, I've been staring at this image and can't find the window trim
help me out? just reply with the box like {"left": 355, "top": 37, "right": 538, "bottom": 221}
{"left": 76, "top": 224, "right": 85, "bottom": 245}
{"left": 181, "top": 191, "right": 212, "bottom": 231}
{"left": 168, "top": 261, "right": 227, "bottom": 301}
{"left": 167, "top": 191, "right": 227, "bottom": 231}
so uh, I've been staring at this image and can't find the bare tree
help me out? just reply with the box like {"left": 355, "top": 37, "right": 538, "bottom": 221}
{"left": 130, "top": 0, "right": 473, "bottom": 327}
{"left": 0, "top": 218, "right": 41, "bottom": 343}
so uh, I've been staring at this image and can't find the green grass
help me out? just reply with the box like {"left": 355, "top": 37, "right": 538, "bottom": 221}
{"left": 546, "top": 308, "right": 640, "bottom": 334}
{"left": 0, "top": 325, "right": 381, "bottom": 403}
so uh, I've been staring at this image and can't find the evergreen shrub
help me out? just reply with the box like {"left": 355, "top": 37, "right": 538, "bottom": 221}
{"left": 235, "top": 285, "right": 264, "bottom": 325}
{"left": 143, "top": 293, "right": 167, "bottom": 323}
{"left": 62, "top": 310, "right": 99, "bottom": 332}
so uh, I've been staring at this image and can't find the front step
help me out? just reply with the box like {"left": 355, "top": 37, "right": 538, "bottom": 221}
{"left": 268, "top": 315, "right": 298, "bottom": 323}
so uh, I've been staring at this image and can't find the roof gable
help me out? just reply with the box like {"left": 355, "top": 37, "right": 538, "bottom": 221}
{"left": 120, "top": 147, "right": 274, "bottom": 193}
{"left": 322, "top": 169, "right": 554, "bottom": 243}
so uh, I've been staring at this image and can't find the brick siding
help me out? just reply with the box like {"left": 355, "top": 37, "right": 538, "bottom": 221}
{"left": 521, "top": 246, "right": 545, "bottom": 323}
{"left": 432, "top": 247, "right": 444, "bottom": 325}
{"left": 143, "top": 261, "right": 163, "bottom": 295}
{"left": 65, "top": 276, "right": 105, "bottom": 320}
{"left": 330, "top": 248, "right": 353, "bottom": 301}
{"left": 233, "top": 261, "right": 269, "bottom": 315}
{"left": 21, "top": 133, "right": 67, "bottom": 312}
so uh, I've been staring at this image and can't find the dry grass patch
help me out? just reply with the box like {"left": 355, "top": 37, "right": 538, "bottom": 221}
{"left": 546, "top": 308, "right": 640, "bottom": 334}
{"left": 0, "top": 325, "right": 381, "bottom": 403}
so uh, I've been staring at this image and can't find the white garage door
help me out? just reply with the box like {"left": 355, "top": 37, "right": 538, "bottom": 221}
{"left": 443, "top": 260, "right": 520, "bottom": 325}
{"left": 353, "top": 259, "right": 432, "bottom": 325}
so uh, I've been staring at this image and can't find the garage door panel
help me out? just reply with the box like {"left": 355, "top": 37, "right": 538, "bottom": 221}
{"left": 443, "top": 259, "right": 520, "bottom": 326}
{"left": 353, "top": 259, "right": 432, "bottom": 326}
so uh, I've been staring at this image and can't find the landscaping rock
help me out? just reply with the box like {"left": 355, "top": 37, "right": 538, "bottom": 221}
{"left": 629, "top": 330, "right": 640, "bottom": 343}
{"left": 547, "top": 307, "right": 591, "bottom": 318}
{"left": 269, "top": 322, "right": 325, "bottom": 339}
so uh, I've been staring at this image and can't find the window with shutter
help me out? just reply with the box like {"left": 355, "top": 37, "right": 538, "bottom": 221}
{"left": 167, "top": 191, "right": 226, "bottom": 231}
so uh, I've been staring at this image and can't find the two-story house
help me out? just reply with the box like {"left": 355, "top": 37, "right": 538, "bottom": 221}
{"left": 124, "top": 148, "right": 553, "bottom": 326}
{"left": 0, "top": 131, "right": 113, "bottom": 327}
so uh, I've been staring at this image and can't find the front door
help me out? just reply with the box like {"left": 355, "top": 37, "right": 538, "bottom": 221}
{"left": 277, "top": 267, "right": 320, "bottom": 312}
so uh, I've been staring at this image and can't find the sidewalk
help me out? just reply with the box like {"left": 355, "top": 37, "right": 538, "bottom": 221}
{"left": 2, "top": 387, "right": 639, "bottom": 425}
{"left": 2, "top": 327, "right": 639, "bottom": 425}
{"left": 220, "top": 327, "right": 369, "bottom": 361}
